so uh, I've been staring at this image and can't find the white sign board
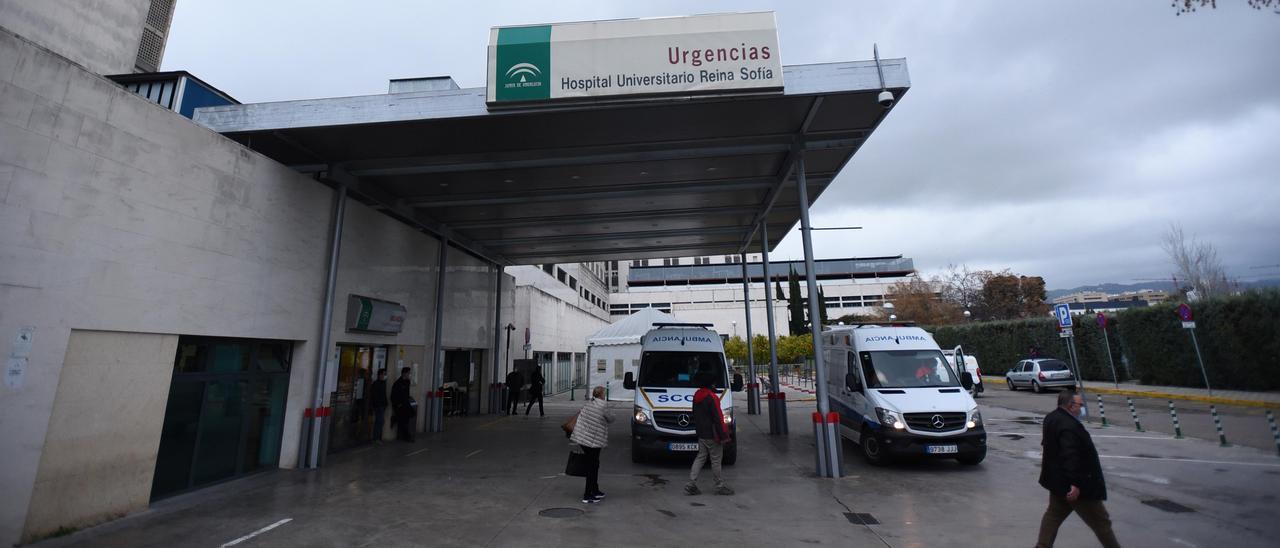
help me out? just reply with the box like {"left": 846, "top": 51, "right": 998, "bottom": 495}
{"left": 487, "top": 12, "right": 783, "bottom": 104}
{"left": 1059, "top": 328, "right": 1073, "bottom": 338}
{"left": 1182, "top": 321, "right": 1196, "bottom": 329}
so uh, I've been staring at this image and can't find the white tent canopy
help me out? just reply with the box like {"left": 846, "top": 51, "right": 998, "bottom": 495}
{"left": 587, "top": 308, "right": 678, "bottom": 400}
{"left": 587, "top": 308, "right": 678, "bottom": 346}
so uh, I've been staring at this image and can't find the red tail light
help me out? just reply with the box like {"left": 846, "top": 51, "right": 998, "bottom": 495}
{"left": 975, "top": 367, "right": 981, "bottom": 377}
{"left": 1038, "top": 372, "right": 1046, "bottom": 381}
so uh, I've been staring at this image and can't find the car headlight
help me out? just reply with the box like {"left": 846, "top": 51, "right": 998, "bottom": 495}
{"left": 633, "top": 406, "right": 649, "bottom": 424}
{"left": 723, "top": 410, "right": 733, "bottom": 425}
{"left": 967, "top": 408, "right": 982, "bottom": 429}
{"left": 875, "top": 407, "right": 905, "bottom": 430}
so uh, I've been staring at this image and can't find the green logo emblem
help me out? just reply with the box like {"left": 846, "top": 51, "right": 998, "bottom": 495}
{"left": 495, "top": 26, "right": 551, "bottom": 102}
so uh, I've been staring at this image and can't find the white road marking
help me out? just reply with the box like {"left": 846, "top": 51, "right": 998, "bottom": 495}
{"left": 1021, "top": 450, "right": 1280, "bottom": 468}
{"left": 988, "top": 431, "right": 1174, "bottom": 440}
{"left": 220, "top": 518, "right": 292, "bottom": 547}
{"left": 1169, "top": 537, "right": 1198, "bottom": 548}
{"left": 405, "top": 448, "right": 428, "bottom": 457}
{"left": 1108, "top": 471, "right": 1171, "bottom": 485}
{"left": 466, "top": 449, "right": 483, "bottom": 459}
{"left": 541, "top": 475, "right": 559, "bottom": 479}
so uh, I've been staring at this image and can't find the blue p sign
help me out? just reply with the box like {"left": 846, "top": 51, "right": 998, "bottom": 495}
{"left": 1054, "top": 304, "right": 1073, "bottom": 328}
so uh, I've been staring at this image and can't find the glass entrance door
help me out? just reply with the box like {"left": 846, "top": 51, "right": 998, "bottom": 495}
{"left": 151, "top": 337, "right": 292, "bottom": 500}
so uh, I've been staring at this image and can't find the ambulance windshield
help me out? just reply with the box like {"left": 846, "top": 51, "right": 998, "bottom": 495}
{"left": 638, "top": 352, "right": 727, "bottom": 388}
{"left": 858, "top": 350, "right": 961, "bottom": 389}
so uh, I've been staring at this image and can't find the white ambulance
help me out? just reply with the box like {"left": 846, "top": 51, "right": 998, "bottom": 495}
{"left": 624, "top": 323, "right": 743, "bottom": 464}
{"left": 821, "top": 324, "right": 986, "bottom": 466}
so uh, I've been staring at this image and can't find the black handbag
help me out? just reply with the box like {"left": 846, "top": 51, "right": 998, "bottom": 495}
{"left": 565, "top": 450, "right": 589, "bottom": 477}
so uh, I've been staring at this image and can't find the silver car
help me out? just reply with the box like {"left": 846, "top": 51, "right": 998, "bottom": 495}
{"left": 1005, "top": 358, "right": 1075, "bottom": 393}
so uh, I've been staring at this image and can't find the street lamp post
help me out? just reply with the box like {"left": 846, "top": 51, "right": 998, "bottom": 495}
{"left": 964, "top": 310, "right": 971, "bottom": 322}
{"left": 731, "top": 320, "right": 738, "bottom": 338}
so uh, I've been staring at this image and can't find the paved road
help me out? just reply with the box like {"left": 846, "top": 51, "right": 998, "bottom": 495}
{"left": 41, "top": 393, "right": 1280, "bottom": 548}
{"left": 979, "top": 378, "right": 1280, "bottom": 452}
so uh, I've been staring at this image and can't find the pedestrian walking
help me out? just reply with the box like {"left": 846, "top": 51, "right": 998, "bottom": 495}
{"left": 569, "top": 386, "right": 613, "bottom": 504}
{"left": 525, "top": 366, "right": 545, "bottom": 416}
{"left": 370, "top": 369, "right": 389, "bottom": 442}
{"left": 505, "top": 368, "right": 523, "bottom": 415}
{"left": 1036, "top": 389, "right": 1121, "bottom": 548}
{"left": 390, "top": 367, "right": 415, "bottom": 443}
{"left": 685, "top": 373, "right": 734, "bottom": 496}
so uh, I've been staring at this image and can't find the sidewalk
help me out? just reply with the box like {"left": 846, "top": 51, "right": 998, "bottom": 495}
{"left": 1029, "top": 377, "right": 1280, "bottom": 408}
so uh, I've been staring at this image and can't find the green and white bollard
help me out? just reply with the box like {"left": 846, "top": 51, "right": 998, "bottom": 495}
{"left": 1168, "top": 400, "right": 1183, "bottom": 439}
{"left": 1210, "top": 405, "right": 1229, "bottom": 447}
{"left": 1266, "top": 410, "right": 1278, "bottom": 457}
{"left": 1097, "top": 394, "right": 1108, "bottom": 427}
{"left": 1127, "top": 397, "right": 1144, "bottom": 432}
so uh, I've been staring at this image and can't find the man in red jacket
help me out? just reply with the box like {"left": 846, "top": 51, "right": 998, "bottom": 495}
{"left": 685, "top": 373, "right": 734, "bottom": 496}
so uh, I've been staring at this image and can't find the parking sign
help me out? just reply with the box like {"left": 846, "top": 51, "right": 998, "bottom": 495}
{"left": 1054, "top": 303, "right": 1073, "bottom": 328}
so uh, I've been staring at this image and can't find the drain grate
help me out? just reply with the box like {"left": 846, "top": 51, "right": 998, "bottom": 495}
{"left": 845, "top": 512, "right": 880, "bottom": 525}
{"left": 1142, "top": 499, "right": 1194, "bottom": 513}
{"left": 539, "top": 508, "right": 585, "bottom": 518}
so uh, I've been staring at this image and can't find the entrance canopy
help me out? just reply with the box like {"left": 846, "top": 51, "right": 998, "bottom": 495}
{"left": 194, "top": 60, "right": 909, "bottom": 266}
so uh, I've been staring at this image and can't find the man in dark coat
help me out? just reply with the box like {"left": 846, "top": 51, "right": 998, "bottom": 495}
{"left": 524, "top": 366, "right": 545, "bottom": 416}
{"left": 1036, "top": 389, "right": 1120, "bottom": 547}
{"left": 390, "top": 367, "right": 415, "bottom": 442}
{"left": 370, "top": 369, "right": 389, "bottom": 442}
{"left": 505, "top": 368, "right": 523, "bottom": 415}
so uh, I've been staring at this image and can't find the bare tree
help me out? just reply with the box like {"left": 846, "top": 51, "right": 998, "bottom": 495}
{"left": 1161, "top": 224, "right": 1232, "bottom": 299}
{"left": 939, "top": 264, "right": 993, "bottom": 319}
{"left": 1173, "top": 0, "right": 1278, "bottom": 15}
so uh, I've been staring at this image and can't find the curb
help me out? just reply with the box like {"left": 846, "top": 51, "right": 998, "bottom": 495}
{"left": 1086, "top": 386, "right": 1277, "bottom": 409}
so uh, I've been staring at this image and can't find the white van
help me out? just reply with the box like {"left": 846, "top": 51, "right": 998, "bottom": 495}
{"left": 624, "top": 323, "right": 743, "bottom": 464}
{"left": 943, "top": 347, "right": 984, "bottom": 396}
{"left": 821, "top": 325, "right": 986, "bottom": 466}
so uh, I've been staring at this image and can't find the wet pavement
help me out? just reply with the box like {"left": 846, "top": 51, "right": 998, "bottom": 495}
{"left": 36, "top": 391, "right": 1280, "bottom": 548}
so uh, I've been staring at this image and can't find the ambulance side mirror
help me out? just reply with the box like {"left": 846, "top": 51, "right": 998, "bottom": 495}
{"left": 623, "top": 372, "right": 635, "bottom": 390}
{"left": 845, "top": 373, "right": 862, "bottom": 392}
{"left": 961, "top": 372, "right": 974, "bottom": 391}
{"left": 731, "top": 373, "right": 744, "bottom": 392}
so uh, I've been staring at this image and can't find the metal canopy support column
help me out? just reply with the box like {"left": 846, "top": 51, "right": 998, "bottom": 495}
{"left": 760, "top": 223, "right": 787, "bottom": 435}
{"left": 740, "top": 260, "right": 759, "bottom": 415}
{"left": 795, "top": 152, "right": 840, "bottom": 478}
{"left": 428, "top": 236, "right": 449, "bottom": 432}
{"left": 489, "top": 265, "right": 504, "bottom": 414}
{"left": 306, "top": 183, "right": 347, "bottom": 469}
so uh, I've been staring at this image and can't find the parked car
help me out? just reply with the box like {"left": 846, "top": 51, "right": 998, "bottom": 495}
{"left": 943, "top": 347, "right": 983, "bottom": 397}
{"left": 1005, "top": 358, "right": 1075, "bottom": 393}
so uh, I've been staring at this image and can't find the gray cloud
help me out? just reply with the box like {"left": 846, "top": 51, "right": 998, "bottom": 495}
{"left": 163, "top": 1, "right": 1280, "bottom": 289}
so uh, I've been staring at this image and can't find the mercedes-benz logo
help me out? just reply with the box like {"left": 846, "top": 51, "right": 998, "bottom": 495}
{"left": 931, "top": 414, "right": 945, "bottom": 429}
{"left": 677, "top": 414, "right": 691, "bottom": 427}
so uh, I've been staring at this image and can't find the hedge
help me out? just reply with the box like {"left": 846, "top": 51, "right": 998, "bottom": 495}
{"left": 928, "top": 290, "right": 1280, "bottom": 390}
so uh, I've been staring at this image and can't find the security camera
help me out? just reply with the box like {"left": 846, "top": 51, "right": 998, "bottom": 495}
{"left": 877, "top": 90, "right": 895, "bottom": 108}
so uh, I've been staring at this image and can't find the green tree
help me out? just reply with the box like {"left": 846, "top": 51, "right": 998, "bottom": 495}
{"left": 724, "top": 336, "right": 747, "bottom": 364}
{"left": 818, "top": 286, "right": 830, "bottom": 327}
{"left": 751, "top": 334, "right": 772, "bottom": 365}
{"left": 777, "top": 334, "right": 814, "bottom": 363}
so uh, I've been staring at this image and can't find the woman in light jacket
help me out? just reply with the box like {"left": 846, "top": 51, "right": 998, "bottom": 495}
{"left": 570, "top": 386, "right": 613, "bottom": 503}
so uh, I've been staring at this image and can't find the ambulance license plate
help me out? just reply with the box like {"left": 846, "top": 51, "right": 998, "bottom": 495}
{"left": 926, "top": 445, "right": 958, "bottom": 454}
{"left": 668, "top": 443, "right": 699, "bottom": 451}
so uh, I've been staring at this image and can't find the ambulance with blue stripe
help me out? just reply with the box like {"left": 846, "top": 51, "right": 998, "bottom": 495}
{"left": 822, "top": 324, "right": 986, "bottom": 466}
{"left": 625, "top": 323, "right": 743, "bottom": 464}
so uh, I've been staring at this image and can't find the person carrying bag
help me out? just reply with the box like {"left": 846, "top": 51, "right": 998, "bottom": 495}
{"left": 567, "top": 386, "right": 612, "bottom": 504}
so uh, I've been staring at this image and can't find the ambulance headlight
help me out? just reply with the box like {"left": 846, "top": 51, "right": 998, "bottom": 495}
{"left": 633, "top": 407, "right": 650, "bottom": 424}
{"left": 876, "top": 407, "right": 905, "bottom": 430}
{"left": 723, "top": 411, "right": 733, "bottom": 425}
{"left": 968, "top": 408, "right": 982, "bottom": 429}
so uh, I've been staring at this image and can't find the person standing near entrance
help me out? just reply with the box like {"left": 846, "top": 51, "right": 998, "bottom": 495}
{"left": 390, "top": 367, "right": 415, "bottom": 443}
{"left": 570, "top": 386, "right": 613, "bottom": 504}
{"left": 1035, "top": 389, "right": 1121, "bottom": 547}
{"left": 525, "top": 366, "right": 545, "bottom": 417}
{"left": 505, "top": 368, "right": 523, "bottom": 415}
{"left": 685, "top": 373, "right": 733, "bottom": 496}
{"left": 370, "top": 369, "right": 389, "bottom": 442}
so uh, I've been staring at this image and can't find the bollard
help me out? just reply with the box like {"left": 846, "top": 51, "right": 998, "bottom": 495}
{"left": 1127, "top": 397, "right": 1144, "bottom": 432}
{"left": 812, "top": 412, "right": 828, "bottom": 476}
{"left": 1210, "top": 405, "right": 1229, "bottom": 447}
{"left": 1267, "top": 410, "right": 1279, "bottom": 457}
{"left": 1097, "top": 394, "right": 1108, "bottom": 427}
{"left": 1168, "top": 400, "right": 1183, "bottom": 439}
{"left": 826, "top": 411, "right": 843, "bottom": 478}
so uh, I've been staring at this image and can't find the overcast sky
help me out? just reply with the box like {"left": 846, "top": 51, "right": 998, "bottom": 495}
{"left": 161, "top": 1, "right": 1280, "bottom": 290}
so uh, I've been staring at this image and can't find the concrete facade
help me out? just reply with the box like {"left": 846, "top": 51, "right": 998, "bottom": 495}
{"left": 0, "top": 0, "right": 151, "bottom": 76}
{"left": 0, "top": 26, "right": 510, "bottom": 544}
